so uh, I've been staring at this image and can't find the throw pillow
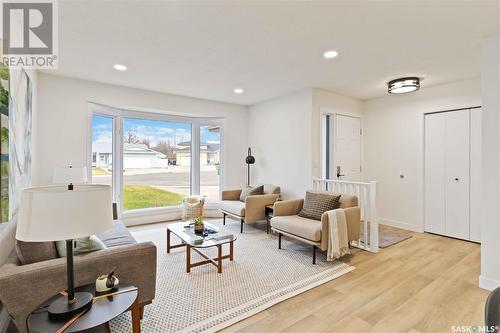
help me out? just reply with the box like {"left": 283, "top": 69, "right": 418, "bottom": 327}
{"left": 298, "top": 191, "right": 341, "bottom": 221}
{"left": 239, "top": 185, "right": 264, "bottom": 202}
{"left": 56, "top": 235, "right": 107, "bottom": 257}
{"left": 182, "top": 196, "right": 205, "bottom": 221}
{"left": 16, "top": 240, "right": 58, "bottom": 265}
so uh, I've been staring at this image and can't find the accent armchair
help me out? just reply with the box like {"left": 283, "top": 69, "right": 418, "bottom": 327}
{"left": 270, "top": 191, "right": 361, "bottom": 264}
{"left": 220, "top": 184, "right": 280, "bottom": 233}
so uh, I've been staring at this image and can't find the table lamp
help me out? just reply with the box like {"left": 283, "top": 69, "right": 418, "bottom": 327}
{"left": 16, "top": 184, "right": 113, "bottom": 320}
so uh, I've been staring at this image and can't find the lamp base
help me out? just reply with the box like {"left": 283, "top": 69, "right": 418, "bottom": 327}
{"left": 48, "top": 292, "right": 93, "bottom": 320}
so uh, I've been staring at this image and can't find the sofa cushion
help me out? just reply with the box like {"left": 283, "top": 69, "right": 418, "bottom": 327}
{"left": 220, "top": 200, "right": 246, "bottom": 217}
{"left": 56, "top": 235, "right": 107, "bottom": 257}
{"left": 239, "top": 185, "right": 264, "bottom": 202}
{"left": 271, "top": 215, "right": 322, "bottom": 242}
{"left": 15, "top": 240, "right": 58, "bottom": 265}
{"left": 298, "top": 191, "right": 341, "bottom": 221}
{"left": 97, "top": 220, "right": 137, "bottom": 247}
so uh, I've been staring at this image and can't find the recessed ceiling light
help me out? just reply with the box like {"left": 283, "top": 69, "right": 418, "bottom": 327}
{"left": 323, "top": 50, "right": 338, "bottom": 59}
{"left": 388, "top": 77, "right": 420, "bottom": 94}
{"left": 113, "top": 64, "right": 127, "bottom": 71}
{"left": 233, "top": 88, "right": 244, "bottom": 94}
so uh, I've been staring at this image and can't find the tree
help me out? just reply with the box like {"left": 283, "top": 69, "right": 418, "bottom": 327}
{"left": 153, "top": 140, "right": 176, "bottom": 159}
{"left": 125, "top": 131, "right": 140, "bottom": 144}
{"left": 140, "top": 137, "right": 151, "bottom": 148}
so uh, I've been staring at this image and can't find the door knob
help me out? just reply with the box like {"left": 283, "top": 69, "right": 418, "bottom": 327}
{"left": 454, "top": 178, "right": 459, "bottom": 181}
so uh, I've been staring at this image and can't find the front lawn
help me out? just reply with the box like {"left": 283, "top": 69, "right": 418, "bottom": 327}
{"left": 124, "top": 185, "right": 184, "bottom": 210}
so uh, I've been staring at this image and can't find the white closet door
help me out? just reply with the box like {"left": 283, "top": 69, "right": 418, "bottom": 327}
{"left": 425, "top": 113, "right": 446, "bottom": 235}
{"left": 444, "top": 110, "right": 470, "bottom": 240}
{"left": 470, "top": 108, "right": 482, "bottom": 242}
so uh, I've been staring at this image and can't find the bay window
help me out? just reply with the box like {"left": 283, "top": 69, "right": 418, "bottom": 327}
{"left": 89, "top": 104, "right": 222, "bottom": 221}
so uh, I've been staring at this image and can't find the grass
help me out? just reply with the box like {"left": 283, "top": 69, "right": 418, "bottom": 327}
{"left": 124, "top": 185, "right": 184, "bottom": 210}
{"left": 92, "top": 167, "right": 110, "bottom": 176}
{"left": 1, "top": 195, "right": 8, "bottom": 223}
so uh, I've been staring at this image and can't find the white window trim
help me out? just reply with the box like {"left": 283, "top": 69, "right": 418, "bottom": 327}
{"left": 86, "top": 102, "right": 224, "bottom": 225}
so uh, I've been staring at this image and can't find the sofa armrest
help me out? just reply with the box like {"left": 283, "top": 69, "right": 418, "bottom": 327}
{"left": 221, "top": 189, "right": 242, "bottom": 201}
{"left": 273, "top": 199, "right": 304, "bottom": 217}
{"left": 320, "top": 206, "right": 361, "bottom": 251}
{"left": 244, "top": 194, "right": 279, "bottom": 223}
{"left": 0, "top": 242, "right": 156, "bottom": 333}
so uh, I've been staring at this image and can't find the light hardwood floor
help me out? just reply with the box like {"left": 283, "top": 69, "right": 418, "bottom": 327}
{"left": 131, "top": 222, "right": 489, "bottom": 333}
{"left": 221, "top": 226, "right": 488, "bottom": 333}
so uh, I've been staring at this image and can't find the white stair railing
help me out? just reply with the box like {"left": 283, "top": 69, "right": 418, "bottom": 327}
{"left": 312, "top": 178, "right": 379, "bottom": 253}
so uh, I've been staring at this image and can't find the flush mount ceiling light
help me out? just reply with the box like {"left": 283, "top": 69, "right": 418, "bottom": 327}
{"left": 388, "top": 77, "right": 420, "bottom": 94}
{"left": 323, "top": 50, "right": 339, "bottom": 59}
{"left": 113, "top": 64, "right": 127, "bottom": 71}
{"left": 233, "top": 88, "right": 244, "bottom": 94}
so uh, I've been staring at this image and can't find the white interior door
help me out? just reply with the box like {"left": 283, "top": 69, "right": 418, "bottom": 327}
{"left": 424, "top": 113, "right": 446, "bottom": 235}
{"left": 445, "top": 110, "right": 470, "bottom": 240}
{"left": 334, "top": 114, "right": 362, "bottom": 181}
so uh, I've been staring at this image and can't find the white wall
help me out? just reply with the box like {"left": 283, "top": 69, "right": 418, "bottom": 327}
{"left": 248, "top": 90, "right": 313, "bottom": 199}
{"left": 479, "top": 35, "right": 500, "bottom": 291}
{"left": 363, "top": 78, "right": 481, "bottom": 232}
{"left": 247, "top": 88, "right": 363, "bottom": 199}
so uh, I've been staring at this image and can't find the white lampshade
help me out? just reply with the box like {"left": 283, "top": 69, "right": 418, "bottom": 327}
{"left": 16, "top": 185, "right": 113, "bottom": 242}
{"left": 53, "top": 166, "right": 88, "bottom": 184}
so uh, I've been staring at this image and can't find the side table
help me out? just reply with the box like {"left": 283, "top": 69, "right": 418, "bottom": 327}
{"left": 265, "top": 204, "right": 274, "bottom": 234}
{"left": 27, "top": 283, "right": 141, "bottom": 333}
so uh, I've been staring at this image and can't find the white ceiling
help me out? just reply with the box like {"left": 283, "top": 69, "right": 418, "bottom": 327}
{"left": 47, "top": 1, "right": 499, "bottom": 105}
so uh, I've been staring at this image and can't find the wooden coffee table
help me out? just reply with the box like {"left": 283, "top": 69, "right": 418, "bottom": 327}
{"left": 166, "top": 222, "right": 236, "bottom": 273}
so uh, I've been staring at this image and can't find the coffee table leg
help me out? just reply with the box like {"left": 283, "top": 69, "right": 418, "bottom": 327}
{"left": 217, "top": 244, "right": 222, "bottom": 273}
{"left": 229, "top": 241, "right": 234, "bottom": 261}
{"left": 131, "top": 297, "right": 141, "bottom": 333}
{"left": 167, "top": 228, "right": 171, "bottom": 253}
{"left": 186, "top": 245, "right": 191, "bottom": 273}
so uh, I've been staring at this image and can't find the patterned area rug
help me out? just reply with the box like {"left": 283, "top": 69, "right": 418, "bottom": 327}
{"left": 109, "top": 220, "right": 354, "bottom": 333}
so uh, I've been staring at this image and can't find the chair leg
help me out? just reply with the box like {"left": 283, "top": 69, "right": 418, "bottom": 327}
{"left": 313, "top": 245, "right": 316, "bottom": 265}
{"left": 241, "top": 219, "right": 244, "bottom": 233}
{"left": 223, "top": 213, "right": 226, "bottom": 225}
{"left": 278, "top": 233, "right": 282, "bottom": 249}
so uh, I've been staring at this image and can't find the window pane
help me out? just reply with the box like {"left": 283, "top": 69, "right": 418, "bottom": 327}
{"left": 200, "top": 125, "right": 220, "bottom": 201}
{"left": 123, "top": 118, "right": 191, "bottom": 210}
{"left": 91, "top": 115, "right": 113, "bottom": 192}
{"left": 0, "top": 63, "right": 9, "bottom": 223}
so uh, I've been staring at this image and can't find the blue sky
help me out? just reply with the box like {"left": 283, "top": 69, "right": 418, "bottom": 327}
{"left": 92, "top": 115, "right": 220, "bottom": 148}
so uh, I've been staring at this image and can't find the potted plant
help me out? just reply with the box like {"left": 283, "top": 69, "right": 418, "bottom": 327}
{"left": 193, "top": 215, "right": 204, "bottom": 234}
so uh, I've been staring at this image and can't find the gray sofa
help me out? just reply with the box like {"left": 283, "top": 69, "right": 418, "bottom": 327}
{"left": 0, "top": 221, "right": 157, "bottom": 333}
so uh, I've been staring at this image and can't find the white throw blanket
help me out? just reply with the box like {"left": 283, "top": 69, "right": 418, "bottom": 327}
{"left": 326, "top": 209, "right": 351, "bottom": 261}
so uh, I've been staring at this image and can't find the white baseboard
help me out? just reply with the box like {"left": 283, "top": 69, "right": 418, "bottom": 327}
{"left": 379, "top": 218, "right": 424, "bottom": 233}
{"left": 479, "top": 275, "right": 500, "bottom": 291}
